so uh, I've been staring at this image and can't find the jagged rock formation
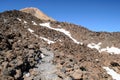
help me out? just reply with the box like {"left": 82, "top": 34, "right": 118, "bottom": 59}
{"left": 20, "top": 7, "right": 55, "bottom": 21}
{"left": 0, "top": 10, "right": 120, "bottom": 80}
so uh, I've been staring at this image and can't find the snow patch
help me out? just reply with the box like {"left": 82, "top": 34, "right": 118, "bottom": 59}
{"left": 41, "top": 54, "right": 45, "bottom": 58}
{"left": 28, "top": 28, "right": 34, "bottom": 33}
{"left": 58, "top": 40, "right": 62, "bottom": 42}
{"left": 39, "top": 22, "right": 82, "bottom": 44}
{"left": 87, "top": 42, "right": 120, "bottom": 54}
{"left": 87, "top": 42, "right": 101, "bottom": 50}
{"left": 25, "top": 73, "right": 30, "bottom": 77}
{"left": 103, "top": 67, "right": 120, "bottom": 80}
{"left": 17, "top": 18, "right": 22, "bottom": 21}
{"left": 100, "top": 47, "right": 120, "bottom": 54}
{"left": 27, "top": 28, "right": 55, "bottom": 44}
{"left": 32, "top": 21, "right": 37, "bottom": 25}
{"left": 34, "top": 34, "right": 39, "bottom": 38}
{"left": 57, "top": 25, "right": 62, "bottom": 28}
{"left": 39, "top": 22, "right": 51, "bottom": 28}
{"left": 24, "top": 20, "right": 27, "bottom": 24}
{"left": 40, "top": 37, "right": 55, "bottom": 44}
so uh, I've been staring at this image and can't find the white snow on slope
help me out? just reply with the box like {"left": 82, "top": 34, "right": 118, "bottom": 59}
{"left": 39, "top": 22, "right": 82, "bottom": 44}
{"left": 87, "top": 42, "right": 120, "bottom": 54}
{"left": 87, "top": 42, "right": 101, "bottom": 50}
{"left": 25, "top": 73, "right": 30, "bottom": 77}
{"left": 40, "top": 37, "right": 55, "bottom": 44}
{"left": 17, "top": 18, "right": 22, "bottom": 21}
{"left": 100, "top": 47, "right": 120, "bottom": 54}
{"left": 17, "top": 18, "right": 27, "bottom": 24}
{"left": 24, "top": 20, "right": 27, "bottom": 24}
{"left": 41, "top": 53, "right": 45, "bottom": 58}
{"left": 32, "top": 21, "right": 37, "bottom": 25}
{"left": 103, "top": 67, "right": 120, "bottom": 80}
{"left": 28, "top": 28, "right": 34, "bottom": 33}
{"left": 27, "top": 28, "right": 55, "bottom": 44}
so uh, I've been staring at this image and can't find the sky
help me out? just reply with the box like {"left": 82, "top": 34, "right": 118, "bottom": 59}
{"left": 0, "top": 0, "right": 120, "bottom": 32}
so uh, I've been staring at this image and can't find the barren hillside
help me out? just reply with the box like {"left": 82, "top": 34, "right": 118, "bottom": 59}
{"left": 0, "top": 10, "right": 120, "bottom": 80}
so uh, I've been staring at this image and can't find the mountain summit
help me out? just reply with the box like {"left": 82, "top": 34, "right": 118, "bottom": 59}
{"left": 20, "top": 7, "right": 55, "bottom": 21}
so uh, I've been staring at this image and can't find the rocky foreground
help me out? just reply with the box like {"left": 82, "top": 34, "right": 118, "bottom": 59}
{"left": 0, "top": 10, "right": 120, "bottom": 80}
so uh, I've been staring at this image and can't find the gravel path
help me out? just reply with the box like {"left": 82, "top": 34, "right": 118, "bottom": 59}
{"left": 33, "top": 48, "right": 59, "bottom": 80}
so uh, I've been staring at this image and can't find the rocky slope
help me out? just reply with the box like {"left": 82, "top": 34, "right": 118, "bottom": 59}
{"left": 0, "top": 10, "right": 120, "bottom": 80}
